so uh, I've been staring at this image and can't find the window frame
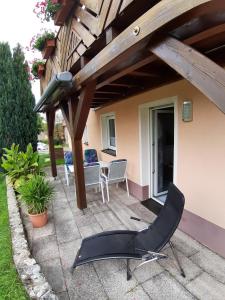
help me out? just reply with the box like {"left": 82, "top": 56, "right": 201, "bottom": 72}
{"left": 101, "top": 112, "right": 117, "bottom": 154}
{"left": 106, "top": 115, "right": 116, "bottom": 151}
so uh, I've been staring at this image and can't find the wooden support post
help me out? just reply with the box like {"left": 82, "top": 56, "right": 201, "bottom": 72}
{"left": 46, "top": 110, "right": 57, "bottom": 178}
{"left": 72, "top": 81, "right": 96, "bottom": 209}
{"left": 71, "top": 138, "right": 87, "bottom": 209}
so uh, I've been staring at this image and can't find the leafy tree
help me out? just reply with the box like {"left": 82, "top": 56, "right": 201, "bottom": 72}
{"left": 12, "top": 44, "right": 37, "bottom": 151}
{"left": 0, "top": 43, "right": 16, "bottom": 156}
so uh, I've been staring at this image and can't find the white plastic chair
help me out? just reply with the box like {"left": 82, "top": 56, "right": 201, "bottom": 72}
{"left": 84, "top": 163, "right": 105, "bottom": 203}
{"left": 101, "top": 159, "right": 129, "bottom": 202}
{"left": 64, "top": 151, "right": 74, "bottom": 186}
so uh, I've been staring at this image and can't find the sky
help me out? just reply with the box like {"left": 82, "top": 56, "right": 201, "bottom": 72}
{"left": 0, "top": 0, "right": 56, "bottom": 103}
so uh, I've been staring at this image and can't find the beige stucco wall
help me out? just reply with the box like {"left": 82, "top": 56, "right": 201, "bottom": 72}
{"left": 85, "top": 80, "right": 225, "bottom": 230}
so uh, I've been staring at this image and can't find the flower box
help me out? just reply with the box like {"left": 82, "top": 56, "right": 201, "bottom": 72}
{"left": 42, "top": 39, "right": 56, "bottom": 59}
{"left": 37, "top": 64, "right": 45, "bottom": 78}
{"left": 54, "top": 0, "right": 74, "bottom": 26}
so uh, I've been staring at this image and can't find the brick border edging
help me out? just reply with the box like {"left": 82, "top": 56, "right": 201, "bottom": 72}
{"left": 6, "top": 178, "right": 58, "bottom": 300}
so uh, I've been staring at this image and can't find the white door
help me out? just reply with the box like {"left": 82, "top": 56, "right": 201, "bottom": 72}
{"left": 151, "top": 106, "right": 174, "bottom": 203}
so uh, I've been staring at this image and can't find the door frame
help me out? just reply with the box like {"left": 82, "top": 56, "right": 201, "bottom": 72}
{"left": 150, "top": 106, "right": 175, "bottom": 201}
{"left": 139, "top": 96, "right": 178, "bottom": 204}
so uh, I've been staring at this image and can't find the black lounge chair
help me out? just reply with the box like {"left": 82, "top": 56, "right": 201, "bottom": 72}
{"left": 72, "top": 183, "right": 185, "bottom": 280}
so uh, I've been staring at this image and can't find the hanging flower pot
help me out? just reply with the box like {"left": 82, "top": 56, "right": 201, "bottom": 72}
{"left": 54, "top": 0, "right": 75, "bottom": 26}
{"left": 30, "top": 30, "right": 56, "bottom": 59}
{"left": 42, "top": 39, "right": 56, "bottom": 59}
{"left": 31, "top": 59, "right": 45, "bottom": 79}
{"left": 38, "top": 64, "right": 45, "bottom": 78}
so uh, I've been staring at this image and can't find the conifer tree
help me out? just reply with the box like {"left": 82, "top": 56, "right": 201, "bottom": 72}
{"left": 0, "top": 42, "right": 16, "bottom": 155}
{"left": 12, "top": 44, "right": 37, "bottom": 151}
{"left": 0, "top": 43, "right": 37, "bottom": 155}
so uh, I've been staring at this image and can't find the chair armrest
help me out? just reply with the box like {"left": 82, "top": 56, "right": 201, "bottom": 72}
{"left": 101, "top": 173, "right": 108, "bottom": 180}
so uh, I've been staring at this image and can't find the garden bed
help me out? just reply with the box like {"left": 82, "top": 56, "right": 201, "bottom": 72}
{"left": 4, "top": 175, "right": 58, "bottom": 299}
{"left": 0, "top": 175, "right": 28, "bottom": 299}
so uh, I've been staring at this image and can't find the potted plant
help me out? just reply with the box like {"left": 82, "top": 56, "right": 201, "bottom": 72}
{"left": 33, "top": 0, "right": 74, "bottom": 25}
{"left": 31, "top": 30, "right": 56, "bottom": 59}
{"left": 18, "top": 175, "right": 54, "bottom": 228}
{"left": 31, "top": 59, "right": 45, "bottom": 79}
{"left": 53, "top": 0, "right": 74, "bottom": 26}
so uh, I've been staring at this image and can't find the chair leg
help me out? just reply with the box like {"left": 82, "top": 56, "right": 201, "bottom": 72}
{"left": 100, "top": 182, "right": 105, "bottom": 204}
{"left": 125, "top": 177, "right": 130, "bottom": 197}
{"left": 106, "top": 182, "right": 110, "bottom": 202}
{"left": 65, "top": 166, "right": 69, "bottom": 186}
{"left": 126, "top": 259, "right": 132, "bottom": 281}
{"left": 169, "top": 241, "right": 186, "bottom": 278}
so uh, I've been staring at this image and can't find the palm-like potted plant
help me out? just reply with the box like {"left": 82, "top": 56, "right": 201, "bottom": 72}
{"left": 18, "top": 175, "right": 54, "bottom": 228}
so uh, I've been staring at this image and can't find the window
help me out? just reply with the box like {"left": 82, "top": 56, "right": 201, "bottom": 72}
{"left": 101, "top": 113, "right": 116, "bottom": 154}
{"left": 107, "top": 116, "right": 116, "bottom": 150}
{"left": 82, "top": 126, "right": 88, "bottom": 145}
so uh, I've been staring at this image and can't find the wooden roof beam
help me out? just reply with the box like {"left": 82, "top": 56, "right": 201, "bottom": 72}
{"left": 150, "top": 36, "right": 225, "bottom": 113}
{"left": 97, "top": 21, "right": 225, "bottom": 91}
{"left": 74, "top": 0, "right": 221, "bottom": 88}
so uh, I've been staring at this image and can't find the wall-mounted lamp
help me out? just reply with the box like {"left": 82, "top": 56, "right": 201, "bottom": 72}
{"left": 182, "top": 100, "right": 193, "bottom": 122}
{"left": 82, "top": 4, "right": 86, "bottom": 10}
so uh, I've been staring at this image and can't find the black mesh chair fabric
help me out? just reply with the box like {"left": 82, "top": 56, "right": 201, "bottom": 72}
{"left": 73, "top": 183, "right": 185, "bottom": 268}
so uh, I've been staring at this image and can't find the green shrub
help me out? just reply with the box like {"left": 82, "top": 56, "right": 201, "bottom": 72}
{"left": 1, "top": 143, "right": 44, "bottom": 189}
{"left": 18, "top": 175, "right": 54, "bottom": 214}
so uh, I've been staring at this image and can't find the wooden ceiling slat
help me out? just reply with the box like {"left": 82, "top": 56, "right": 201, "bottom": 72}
{"left": 104, "top": 0, "right": 122, "bottom": 29}
{"left": 79, "top": 0, "right": 103, "bottom": 15}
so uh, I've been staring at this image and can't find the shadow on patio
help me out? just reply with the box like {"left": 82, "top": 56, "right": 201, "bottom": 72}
{"left": 21, "top": 166, "right": 225, "bottom": 300}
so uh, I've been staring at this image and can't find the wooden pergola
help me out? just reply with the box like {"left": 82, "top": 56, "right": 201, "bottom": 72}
{"left": 35, "top": 0, "right": 225, "bottom": 210}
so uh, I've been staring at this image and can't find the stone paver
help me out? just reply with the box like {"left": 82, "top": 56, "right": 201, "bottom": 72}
{"left": 40, "top": 258, "right": 66, "bottom": 293}
{"left": 185, "top": 272, "right": 225, "bottom": 300}
{"left": 99, "top": 268, "right": 139, "bottom": 300}
{"left": 79, "top": 222, "right": 103, "bottom": 238}
{"left": 142, "top": 272, "right": 195, "bottom": 300}
{"left": 55, "top": 219, "right": 81, "bottom": 244}
{"left": 32, "top": 235, "right": 59, "bottom": 263}
{"left": 189, "top": 247, "right": 225, "bottom": 284}
{"left": 22, "top": 166, "right": 225, "bottom": 300}
{"left": 66, "top": 265, "right": 108, "bottom": 300}
{"left": 159, "top": 247, "right": 202, "bottom": 286}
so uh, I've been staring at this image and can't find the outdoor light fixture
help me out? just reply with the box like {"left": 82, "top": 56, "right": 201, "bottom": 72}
{"left": 82, "top": 4, "right": 86, "bottom": 10}
{"left": 182, "top": 100, "right": 193, "bottom": 122}
{"left": 34, "top": 72, "right": 73, "bottom": 112}
{"left": 77, "top": 17, "right": 81, "bottom": 22}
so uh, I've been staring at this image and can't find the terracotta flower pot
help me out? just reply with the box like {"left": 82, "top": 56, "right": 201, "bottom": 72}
{"left": 38, "top": 64, "right": 45, "bottom": 78}
{"left": 54, "top": 0, "right": 74, "bottom": 26}
{"left": 42, "top": 39, "right": 56, "bottom": 59}
{"left": 29, "top": 211, "right": 48, "bottom": 228}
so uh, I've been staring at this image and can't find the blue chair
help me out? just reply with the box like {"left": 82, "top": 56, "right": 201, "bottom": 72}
{"left": 84, "top": 149, "right": 98, "bottom": 164}
{"left": 64, "top": 151, "right": 73, "bottom": 186}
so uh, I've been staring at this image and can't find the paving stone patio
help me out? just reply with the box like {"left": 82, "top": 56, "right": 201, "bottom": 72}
{"left": 22, "top": 166, "right": 225, "bottom": 300}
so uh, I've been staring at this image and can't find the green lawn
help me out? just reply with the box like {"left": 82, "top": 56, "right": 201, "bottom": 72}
{"left": 39, "top": 153, "right": 64, "bottom": 167}
{"left": 0, "top": 175, "right": 29, "bottom": 300}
